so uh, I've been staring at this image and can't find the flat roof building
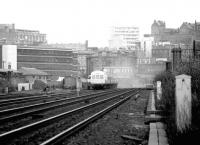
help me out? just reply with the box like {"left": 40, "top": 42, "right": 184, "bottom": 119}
{"left": 17, "top": 45, "right": 79, "bottom": 77}
{"left": 109, "top": 26, "right": 140, "bottom": 51}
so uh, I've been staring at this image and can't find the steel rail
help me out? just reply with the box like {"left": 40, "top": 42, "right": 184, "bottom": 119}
{"left": 0, "top": 92, "right": 55, "bottom": 100}
{"left": 0, "top": 89, "right": 118, "bottom": 117}
{"left": 0, "top": 90, "right": 87, "bottom": 107}
{"left": 0, "top": 94, "right": 50, "bottom": 107}
{"left": 40, "top": 89, "right": 140, "bottom": 145}
{"left": 0, "top": 89, "right": 127, "bottom": 123}
{"left": 0, "top": 89, "right": 134, "bottom": 144}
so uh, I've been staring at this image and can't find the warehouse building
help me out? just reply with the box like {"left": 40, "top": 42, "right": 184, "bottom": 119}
{"left": 17, "top": 45, "right": 79, "bottom": 77}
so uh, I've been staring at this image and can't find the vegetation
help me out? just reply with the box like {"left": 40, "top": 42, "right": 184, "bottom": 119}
{"left": 32, "top": 80, "right": 47, "bottom": 90}
{"left": 0, "top": 78, "right": 8, "bottom": 88}
{"left": 154, "top": 61, "right": 200, "bottom": 145}
{"left": 0, "top": 78, "right": 8, "bottom": 93}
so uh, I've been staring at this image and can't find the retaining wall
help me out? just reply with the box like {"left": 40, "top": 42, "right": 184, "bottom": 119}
{"left": 147, "top": 90, "right": 169, "bottom": 145}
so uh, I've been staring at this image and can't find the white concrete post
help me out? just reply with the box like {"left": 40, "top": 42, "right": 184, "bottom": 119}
{"left": 175, "top": 74, "right": 191, "bottom": 132}
{"left": 156, "top": 81, "right": 162, "bottom": 100}
{"left": 76, "top": 77, "right": 80, "bottom": 97}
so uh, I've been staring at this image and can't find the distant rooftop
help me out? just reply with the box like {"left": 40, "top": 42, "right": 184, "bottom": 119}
{"left": 18, "top": 45, "right": 73, "bottom": 51}
{"left": 19, "top": 67, "right": 48, "bottom": 76}
{"left": 0, "top": 68, "right": 19, "bottom": 73}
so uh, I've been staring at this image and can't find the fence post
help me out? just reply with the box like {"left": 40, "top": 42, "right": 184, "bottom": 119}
{"left": 175, "top": 74, "right": 191, "bottom": 132}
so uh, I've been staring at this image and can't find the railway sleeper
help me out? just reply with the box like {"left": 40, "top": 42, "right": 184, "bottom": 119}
{"left": 31, "top": 114, "right": 45, "bottom": 119}
{"left": 84, "top": 99, "right": 90, "bottom": 104}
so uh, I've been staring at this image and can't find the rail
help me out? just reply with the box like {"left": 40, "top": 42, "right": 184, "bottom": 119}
{"left": 0, "top": 89, "right": 134, "bottom": 144}
{"left": 40, "top": 90, "right": 140, "bottom": 145}
{"left": 0, "top": 89, "right": 129, "bottom": 123}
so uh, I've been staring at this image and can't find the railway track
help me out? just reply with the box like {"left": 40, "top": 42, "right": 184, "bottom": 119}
{"left": 41, "top": 90, "right": 140, "bottom": 145}
{"left": 0, "top": 90, "right": 97, "bottom": 109}
{"left": 0, "top": 88, "right": 139, "bottom": 145}
{"left": 0, "top": 93, "right": 43, "bottom": 100}
{"left": 0, "top": 89, "right": 86, "bottom": 100}
{"left": 0, "top": 89, "right": 130, "bottom": 132}
{"left": 0, "top": 89, "right": 123, "bottom": 123}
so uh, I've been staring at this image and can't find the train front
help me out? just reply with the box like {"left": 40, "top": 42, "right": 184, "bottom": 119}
{"left": 89, "top": 71, "right": 106, "bottom": 89}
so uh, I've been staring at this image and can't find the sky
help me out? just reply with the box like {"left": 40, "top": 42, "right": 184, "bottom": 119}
{"left": 0, "top": 0, "right": 200, "bottom": 47}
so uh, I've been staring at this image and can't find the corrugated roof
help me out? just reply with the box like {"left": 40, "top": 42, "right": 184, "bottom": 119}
{"left": 19, "top": 67, "right": 48, "bottom": 76}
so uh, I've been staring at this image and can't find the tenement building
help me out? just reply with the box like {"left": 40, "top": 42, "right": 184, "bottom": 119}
{"left": 0, "top": 24, "right": 47, "bottom": 46}
{"left": 151, "top": 20, "right": 200, "bottom": 45}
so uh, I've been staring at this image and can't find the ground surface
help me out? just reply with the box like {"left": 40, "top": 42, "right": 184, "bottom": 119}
{"left": 63, "top": 90, "right": 150, "bottom": 145}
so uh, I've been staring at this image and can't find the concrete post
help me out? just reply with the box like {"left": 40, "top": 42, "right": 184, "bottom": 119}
{"left": 175, "top": 74, "right": 191, "bottom": 132}
{"left": 156, "top": 81, "right": 162, "bottom": 100}
{"left": 76, "top": 77, "right": 81, "bottom": 97}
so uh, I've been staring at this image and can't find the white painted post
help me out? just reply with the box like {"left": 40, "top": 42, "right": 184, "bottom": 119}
{"left": 175, "top": 74, "right": 191, "bottom": 132}
{"left": 156, "top": 81, "right": 162, "bottom": 100}
{"left": 76, "top": 77, "right": 80, "bottom": 97}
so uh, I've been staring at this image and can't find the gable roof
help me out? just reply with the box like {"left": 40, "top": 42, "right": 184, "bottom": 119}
{"left": 19, "top": 67, "right": 48, "bottom": 76}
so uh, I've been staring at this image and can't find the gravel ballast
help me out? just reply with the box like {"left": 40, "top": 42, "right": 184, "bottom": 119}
{"left": 63, "top": 90, "right": 150, "bottom": 145}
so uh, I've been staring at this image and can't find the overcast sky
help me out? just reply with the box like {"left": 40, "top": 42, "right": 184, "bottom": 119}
{"left": 0, "top": 0, "right": 199, "bottom": 47}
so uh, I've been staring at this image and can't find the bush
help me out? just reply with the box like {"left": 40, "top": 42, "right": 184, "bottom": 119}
{"left": 155, "top": 62, "right": 200, "bottom": 145}
{"left": 0, "top": 78, "right": 8, "bottom": 88}
{"left": 33, "top": 80, "right": 47, "bottom": 90}
{"left": 154, "top": 71, "right": 176, "bottom": 145}
{"left": 7, "top": 84, "right": 17, "bottom": 92}
{"left": 154, "top": 71, "right": 175, "bottom": 111}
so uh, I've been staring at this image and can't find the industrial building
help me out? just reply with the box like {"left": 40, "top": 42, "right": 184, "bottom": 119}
{"left": 0, "top": 44, "right": 79, "bottom": 77}
{"left": 17, "top": 45, "right": 79, "bottom": 77}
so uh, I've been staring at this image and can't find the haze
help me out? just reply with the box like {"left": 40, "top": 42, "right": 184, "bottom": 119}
{"left": 0, "top": 0, "right": 199, "bottom": 47}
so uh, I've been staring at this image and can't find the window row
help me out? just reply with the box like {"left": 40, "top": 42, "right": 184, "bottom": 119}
{"left": 92, "top": 75, "right": 104, "bottom": 79}
{"left": 18, "top": 49, "right": 73, "bottom": 56}
{"left": 18, "top": 56, "right": 74, "bottom": 63}
{"left": 18, "top": 63, "right": 78, "bottom": 71}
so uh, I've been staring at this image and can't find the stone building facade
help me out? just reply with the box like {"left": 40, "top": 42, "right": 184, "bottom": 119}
{"left": 151, "top": 20, "right": 200, "bottom": 45}
{"left": 0, "top": 24, "right": 47, "bottom": 46}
